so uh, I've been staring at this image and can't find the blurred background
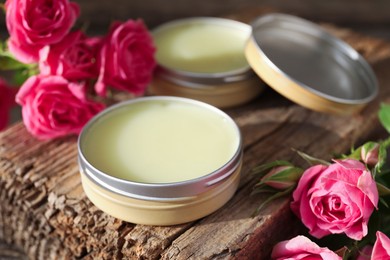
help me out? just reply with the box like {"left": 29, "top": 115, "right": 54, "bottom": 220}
{"left": 1, "top": 0, "right": 390, "bottom": 39}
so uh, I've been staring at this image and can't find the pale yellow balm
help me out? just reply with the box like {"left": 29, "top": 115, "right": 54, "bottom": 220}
{"left": 78, "top": 97, "right": 243, "bottom": 225}
{"left": 82, "top": 99, "right": 239, "bottom": 183}
{"left": 153, "top": 19, "right": 250, "bottom": 73}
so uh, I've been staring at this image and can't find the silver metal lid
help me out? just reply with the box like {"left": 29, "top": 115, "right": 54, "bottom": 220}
{"left": 245, "top": 13, "right": 378, "bottom": 114}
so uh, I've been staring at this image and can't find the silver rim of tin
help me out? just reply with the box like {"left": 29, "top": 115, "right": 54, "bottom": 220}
{"left": 153, "top": 17, "right": 254, "bottom": 86}
{"left": 78, "top": 96, "right": 242, "bottom": 201}
{"left": 249, "top": 13, "right": 378, "bottom": 105}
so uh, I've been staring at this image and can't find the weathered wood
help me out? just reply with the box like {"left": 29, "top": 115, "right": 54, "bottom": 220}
{"left": 0, "top": 240, "right": 27, "bottom": 259}
{"left": 1, "top": 10, "right": 390, "bottom": 260}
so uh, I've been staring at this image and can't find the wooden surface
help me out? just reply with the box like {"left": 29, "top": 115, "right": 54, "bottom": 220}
{"left": 2, "top": 10, "right": 390, "bottom": 259}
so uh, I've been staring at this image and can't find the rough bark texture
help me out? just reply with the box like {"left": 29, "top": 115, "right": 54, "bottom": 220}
{"left": 2, "top": 9, "right": 390, "bottom": 260}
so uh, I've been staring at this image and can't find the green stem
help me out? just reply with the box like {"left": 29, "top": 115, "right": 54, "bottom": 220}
{"left": 251, "top": 186, "right": 295, "bottom": 217}
{"left": 381, "top": 136, "right": 390, "bottom": 149}
{"left": 342, "top": 239, "right": 372, "bottom": 260}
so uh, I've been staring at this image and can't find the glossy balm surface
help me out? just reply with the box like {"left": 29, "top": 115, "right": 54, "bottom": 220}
{"left": 82, "top": 100, "right": 239, "bottom": 183}
{"left": 153, "top": 20, "right": 250, "bottom": 73}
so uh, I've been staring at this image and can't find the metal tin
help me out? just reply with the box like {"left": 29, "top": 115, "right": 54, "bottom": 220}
{"left": 149, "top": 17, "right": 265, "bottom": 108}
{"left": 245, "top": 13, "right": 378, "bottom": 115}
{"left": 78, "top": 96, "right": 242, "bottom": 225}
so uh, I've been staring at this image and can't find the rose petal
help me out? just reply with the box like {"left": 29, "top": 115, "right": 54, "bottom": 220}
{"left": 372, "top": 231, "right": 390, "bottom": 259}
{"left": 271, "top": 235, "right": 341, "bottom": 260}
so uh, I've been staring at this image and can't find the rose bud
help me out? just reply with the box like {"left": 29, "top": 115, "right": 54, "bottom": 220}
{"left": 260, "top": 165, "right": 303, "bottom": 190}
{"left": 361, "top": 141, "right": 380, "bottom": 166}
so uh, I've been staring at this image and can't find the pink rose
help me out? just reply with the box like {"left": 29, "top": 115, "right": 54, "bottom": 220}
{"left": 5, "top": 0, "right": 79, "bottom": 63}
{"left": 372, "top": 231, "right": 390, "bottom": 259}
{"left": 16, "top": 75, "right": 105, "bottom": 140}
{"left": 291, "top": 159, "right": 378, "bottom": 240}
{"left": 39, "top": 31, "right": 102, "bottom": 81}
{"left": 0, "top": 78, "right": 16, "bottom": 130}
{"left": 95, "top": 19, "right": 156, "bottom": 96}
{"left": 271, "top": 235, "right": 341, "bottom": 260}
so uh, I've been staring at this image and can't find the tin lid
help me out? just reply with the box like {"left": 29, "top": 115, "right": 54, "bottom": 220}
{"left": 245, "top": 13, "right": 378, "bottom": 115}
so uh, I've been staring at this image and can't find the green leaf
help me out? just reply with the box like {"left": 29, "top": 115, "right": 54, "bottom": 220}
{"left": 12, "top": 69, "right": 30, "bottom": 86}
{"left": 374, "top": 143, "right": 388, "bottom": 177}
{"left": 0, "top": 39, "right": 38, "bottom": 85}
{"left": 381, "top": 135, "right": 390, "bottom": 149}
{"left": 251, "top": 160, "right": 293, "bottom": 175}
{"left": 380, "top": 197, "right": 389, "bottom": 208}
{"left": 378, "top": 168, "right": 390, "bottom": 177}
{"left": 11, "top": 66, "right": 38, "bottom": 86}
{"left": 379, "top": 103, "right": 390, "bottom": 134}
{"left": 251, "top": 186, "right": 278, "bottom": 195}
{"left": 293, "top": 149, "right": 331, "bottom": 166}
{"left": 0, "top": 40, "right": 36, "bottom": 71}
{"left": 344, "top": 146, "right": 362, "bottom": 160}
{"left": 251, "top": 186, "right": 294, "bottom": 217}
{"left": 377, "top": 182, "right": 390, "bottom": 197}
{"left": 0, "top": 55, "right": 30, "bottom": 71}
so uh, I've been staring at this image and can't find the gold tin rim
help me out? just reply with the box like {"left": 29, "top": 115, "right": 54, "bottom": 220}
{"left": 149, "top": 75, "right": 264, "bottom": 109}
{"left": 245, "top": 13, "right": 378, "bottom": 115}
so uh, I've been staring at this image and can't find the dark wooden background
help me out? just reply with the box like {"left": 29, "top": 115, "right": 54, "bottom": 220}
{"left": 73, "top": 0, "right": 390, "bottom": 28}
{"left": 0, "top": 1, "right": 390, "bottom": 39}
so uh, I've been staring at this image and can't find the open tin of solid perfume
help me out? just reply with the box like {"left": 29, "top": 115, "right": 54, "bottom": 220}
{"left": 245, "top": 13, "right": 378, "bottom": 115}
{"left": 78, "top": 96, "right": 242, "bottom": 226}
{"left": 149, "top": 17, "right": 264, "bottom": 108}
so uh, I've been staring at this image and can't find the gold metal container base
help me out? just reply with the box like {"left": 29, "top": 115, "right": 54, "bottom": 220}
{"left": 80, "top": 163, "right": 241, "bottom": 226}
{"left": 149, "top": 76, "right": 264, "bottom": 109}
